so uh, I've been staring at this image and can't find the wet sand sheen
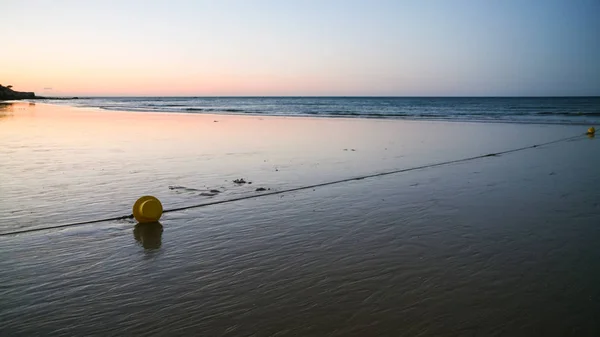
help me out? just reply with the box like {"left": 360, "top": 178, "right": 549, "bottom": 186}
{"left": 1, "top": 102, "right": 599, "bottom": 336}
{"left": 0, "top": 102, "right": 591, "bottom": 232}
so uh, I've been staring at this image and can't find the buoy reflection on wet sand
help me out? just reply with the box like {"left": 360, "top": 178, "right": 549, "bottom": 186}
{"left": 134, "top": 222, "right": 163, "bottom": 249}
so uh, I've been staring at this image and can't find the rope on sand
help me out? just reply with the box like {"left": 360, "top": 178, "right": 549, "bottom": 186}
{"left": 0, "top": 133, "right": 587, "bottom": 237}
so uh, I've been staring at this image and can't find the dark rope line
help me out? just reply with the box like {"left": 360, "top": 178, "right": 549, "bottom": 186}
{"left": 0, "top": 215, "right": 134, "bottom": 236}
{"left": 163, "top": 133, "right": 583, "bottom": 214}
{"left": 0, "top": 133, "right": 586, "bottom": 237}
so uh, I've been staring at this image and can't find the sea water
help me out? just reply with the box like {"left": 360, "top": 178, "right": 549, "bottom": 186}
{"left": 44, "top": 96, "right": 600, "bottom": 125}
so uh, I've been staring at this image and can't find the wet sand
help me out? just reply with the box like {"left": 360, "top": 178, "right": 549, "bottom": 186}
{"left": 1, "top": 102, "right": 599, "bottom": 335}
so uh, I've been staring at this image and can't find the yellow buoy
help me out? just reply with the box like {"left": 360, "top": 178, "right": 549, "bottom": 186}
{"left": 587, "top": 127, "right": 595, "bottom": 135}
{"left": 133, "top": 196, "right": 163, "bottom": 223}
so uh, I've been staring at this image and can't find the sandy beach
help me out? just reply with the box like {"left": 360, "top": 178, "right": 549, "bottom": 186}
{"left": 1, "top": 102, "right": 599, "bottom": 335}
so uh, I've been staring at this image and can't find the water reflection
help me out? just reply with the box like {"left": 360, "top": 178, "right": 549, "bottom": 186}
{"left": 133, "top": 222, "right": 163, "bottom": 249}
{"left": 0, "top": 102, "right": 13, "bottom": 119}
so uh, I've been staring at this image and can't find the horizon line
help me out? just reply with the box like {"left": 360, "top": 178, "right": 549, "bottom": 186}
{"left": 40, "top": 95, "right": 600, "bottom": 99}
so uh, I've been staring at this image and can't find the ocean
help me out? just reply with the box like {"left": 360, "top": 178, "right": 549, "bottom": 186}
{"left": 42, "top": 96, "right": 600, "bottom": 125}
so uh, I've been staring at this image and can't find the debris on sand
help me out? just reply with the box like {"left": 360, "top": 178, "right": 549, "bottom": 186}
{"left": 233, "top": 178, "right": 247, "bottom": 184}
{"left": 255, "top": 187, "right": 267, "bottom": 192}
{"left": 169, "top": 185, "right": 202, "bottom": 192}
{"left": 209, "top": 189, "right": 221, "bottom": 193}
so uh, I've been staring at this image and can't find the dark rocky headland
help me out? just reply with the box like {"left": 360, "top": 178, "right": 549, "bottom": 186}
{"left": 0, "top": 84, "right": 36, "bottom": 100}
{"left": 0, "top": 84, "right": 77, "bottom": 101}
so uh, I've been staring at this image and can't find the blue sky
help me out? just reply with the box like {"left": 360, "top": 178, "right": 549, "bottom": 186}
{"left": 1, "top": 0, "right": 599, "bottom": 96}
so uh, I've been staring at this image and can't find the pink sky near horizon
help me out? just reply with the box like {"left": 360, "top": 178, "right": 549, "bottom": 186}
{"left": 3, "top": 61, "right": 443, "bottom": 97}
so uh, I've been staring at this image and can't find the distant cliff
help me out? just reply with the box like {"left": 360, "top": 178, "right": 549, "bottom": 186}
{"left": 0, "top": 85, "right": 36, "bottom": 100}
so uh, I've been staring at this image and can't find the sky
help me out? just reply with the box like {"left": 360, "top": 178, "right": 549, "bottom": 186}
{"left": 1, "top": 0, "right": 599, "bottom": 96}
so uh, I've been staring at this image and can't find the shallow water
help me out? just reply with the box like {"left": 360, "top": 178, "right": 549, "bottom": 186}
{"left": 42, "top": 96, "right": 600, "bottom": 125}
{"left": 1, "top": 103, "right": 599, "bottom": 336}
